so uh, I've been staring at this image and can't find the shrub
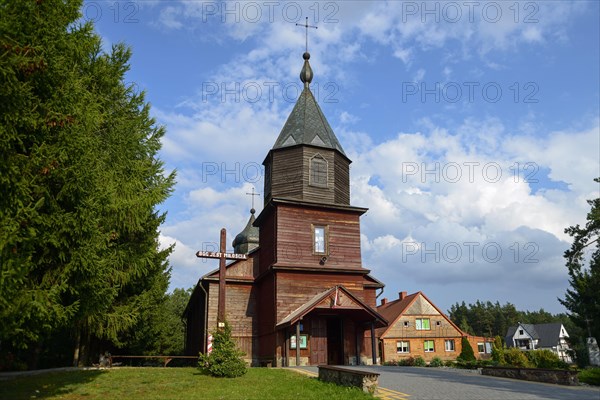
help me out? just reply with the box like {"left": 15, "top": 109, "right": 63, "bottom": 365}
{"left": 578, "top": 368, "right": 600, "bottom": 386}
{"left": 198, "top": 322, "right": 247, "bottom": 378}
{"left": 413, "top": 356, "right": 426, "bottom": 367}
{"left": 503, "top": 348, "right": 530, "bottom": 368}
{"left": 429, "top": 357, "right": 443, "bottom": 367}
{"left": 444, "top": 360, "right": 456, "bottom": 367}
{"left": 455, "top": 360, "right": 478, "bottom": 369}
{"left": 457, "top": 337, "right": 476, "bottom": 362}
{"left": 383, "top": 360, "right": 398, "bottom": 366}
{"left": 398, "top": 357, "right": 415, "bottom": 366}
{"left": 491, "top": 336, "right": 505, "bottom": 365}
{"left": 525, "top": 349, "right": 562, "bottom": 369}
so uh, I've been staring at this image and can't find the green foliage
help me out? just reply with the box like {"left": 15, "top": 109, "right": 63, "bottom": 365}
{"left": 413, "top": 356, "right": 426, "bottom": 367}
{"left": 449, "top": 301, "right": 569, "bottom": 338}
{"left": 396, "top": 357, "right": 415, "bottom": 366}
{"left": 457, "top": 337, "right": 476, "bottom": 362}
{"left": 491, "top": 336, "right": 505, "bottom": 365}
{"left": 0, "top": 368, "right": 376, "bottom": 399}
{"left": 0, "top": 0, "right": 175, "bottom": 368}
{"left": 578, "top": 368, "right": 600, "bottom": 386}
{"left": 560, "top": 181, "right": 600, "bottom": 366}
{"left": 429, "top": 356, "right": 443, "bottom": 367}
{"left": 503, "top": 348, "right": 531, "bottom": 368}
{"left": 524, "top": 349, "right": 569, "bottom": 369}
{"left": 198, "top": 322, "right": 247, "bottom": 378}
{"left": 120, "top": 288, "right": 192, "bottom": 356}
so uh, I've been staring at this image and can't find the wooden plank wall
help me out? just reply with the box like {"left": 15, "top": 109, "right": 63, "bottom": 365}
{"left": 276, "top": 205, "right": 363, "bottom": 269}
{"left": 275, "top": 272, "right": 368, "bottom": 323}
{"left": 205, "top": 281, "right": 257, "bottom": 359}
{"left": 184, "top": 282, "right": 206, "bottom": 356}
{"left": 301, "top": 147, "right": 335, "bottom": 204}
{"left": 334, "top": 152, "right": 350, "bottom": 205}
{"left": 270, "top": 147, "right": 304, "bottom": 200}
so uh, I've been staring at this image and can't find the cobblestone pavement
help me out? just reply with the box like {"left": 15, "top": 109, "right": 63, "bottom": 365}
{"left": 295, "top": 366, "right": 600, "bottom": 400}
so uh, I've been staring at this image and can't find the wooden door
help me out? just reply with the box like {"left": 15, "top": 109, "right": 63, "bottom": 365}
{"left": 310, "top": 317, "right": 327, "bottom": 365}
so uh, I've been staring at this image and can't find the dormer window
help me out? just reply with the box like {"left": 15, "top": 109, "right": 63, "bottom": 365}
{"left": 309, "top": 155, "right": 328, "bottom": 187}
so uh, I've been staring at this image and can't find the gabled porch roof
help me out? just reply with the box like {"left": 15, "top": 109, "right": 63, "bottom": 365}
{"left": 275, "top": 285, "right": 388, "bottom": 329}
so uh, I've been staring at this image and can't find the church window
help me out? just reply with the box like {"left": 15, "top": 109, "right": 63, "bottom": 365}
{"left": 309, "top": 155, "right": 328, "bottom": 187}
{"left": 313, "top": 225, "right": 327, "bottom": 254}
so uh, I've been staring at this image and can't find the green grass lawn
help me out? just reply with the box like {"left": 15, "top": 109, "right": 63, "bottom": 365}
{"left": 0, "top": 367, "right": 374, "bottom": 399}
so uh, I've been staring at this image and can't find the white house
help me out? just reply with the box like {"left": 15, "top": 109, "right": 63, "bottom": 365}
{"left": 505, "top": 323, "right": 572, "bottom": 363}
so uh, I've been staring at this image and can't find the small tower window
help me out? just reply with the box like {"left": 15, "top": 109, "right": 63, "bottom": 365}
{"left": 313, "top": 225, "right": 327, "bottom": 254}
{"left": 309, "top": 155, "right": 328, "bottom": 188}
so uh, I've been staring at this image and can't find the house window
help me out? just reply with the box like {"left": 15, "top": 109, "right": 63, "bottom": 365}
{"left": 313, "top": 226, "right": 327, "bottom": 254}
{"left": 396, "top": 341, "right": 410, "bottom": 353}
{"left": 519, "top": 329, "right": 524, "bottom": 335}
{"left": 424, "top": 340, "right": 435, "bottom": 352}
{"left": 445, "top": 339, "right": 455, "bottom": 352}
{"left": 309, "top": 155, "right": 328, "bottom": 187}
{"left": 416, "top": 318, "right": 430, "bottom": 330}
{"left": 477, "top": 343, "right": 485, "bottom": 353}
{"left": 485, "top": 342, "right": 492, "bottom": 354}
{"left": 403, "top": 321, "right": 409, "bottom": 327}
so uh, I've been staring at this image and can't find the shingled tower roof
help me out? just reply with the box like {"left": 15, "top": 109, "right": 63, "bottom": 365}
{"left": 272, "top": 52, "right": 346, "bottom": 157}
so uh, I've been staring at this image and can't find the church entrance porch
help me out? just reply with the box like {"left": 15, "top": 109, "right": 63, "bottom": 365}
{"left": 276, "top": 285, "right": 388, "bottom": 367}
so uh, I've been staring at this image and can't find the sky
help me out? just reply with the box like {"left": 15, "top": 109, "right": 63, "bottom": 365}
{"left": 88, "top": 0, "right": 600, "bottom": 314}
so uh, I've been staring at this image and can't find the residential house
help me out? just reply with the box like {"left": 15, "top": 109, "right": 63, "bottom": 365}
{"left": 505, "top": 323, "right": 572, "bottom": 362}
{"left": 376, "top": 291, "right": 492, "bottom": 363}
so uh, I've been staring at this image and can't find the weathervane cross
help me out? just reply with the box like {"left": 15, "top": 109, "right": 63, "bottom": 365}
{"left": 246, "top": 186, "right": 260, "bottom": 210}
{"left": 296, "top": 17, "right": 317, "bottom": 53}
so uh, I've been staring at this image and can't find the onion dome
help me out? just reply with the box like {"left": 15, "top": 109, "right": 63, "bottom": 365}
{"left": 232, "top": 208, "right": 259, "bottom": 254}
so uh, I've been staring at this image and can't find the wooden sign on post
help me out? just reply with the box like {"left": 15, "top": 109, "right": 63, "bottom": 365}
{"left": 196, "top": 229, "right": 247, "bottom": 324}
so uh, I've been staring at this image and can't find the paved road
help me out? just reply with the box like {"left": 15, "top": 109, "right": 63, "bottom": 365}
{"left": 295, "top": 366, "right": 600, "bottom": 400}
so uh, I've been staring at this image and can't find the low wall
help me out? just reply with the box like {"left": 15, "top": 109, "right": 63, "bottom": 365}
{"left": 481, "top": 367, "right": 579, "bottom": 386}
{"left": 318, "top": 365, "right": 379, "bottom": 395}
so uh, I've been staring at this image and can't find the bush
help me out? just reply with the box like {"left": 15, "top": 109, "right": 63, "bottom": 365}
{"left": 398, "top": 357, "right": 414, "bottom": 366}
{"left": 457, "top": 337, "right": 476, "bottom": 362}
{"left": 444, "top": 360, "right": 456, "bottom": 367}
{"left": 503, "top": 348, "right": 531, "bottom": 368}
{"left": 578, "top": 368, "right": 600, "bottom": 386}
{"left": 429, "top": 357, "right": 443, "bottom": 367}
{"left": 198, "top": 322, "right": 247, "bottom": 378}
{"left": 383, "top": 360, "right": 398, "bottom": 366}
{"left": 413, "top": 356, "right": 426, "bottom": 367}
{"left": 491, "top": 336, "right": 505, "bottom": 365}
{"left": 525, "top": 349, "right": 563, "bottom": 369}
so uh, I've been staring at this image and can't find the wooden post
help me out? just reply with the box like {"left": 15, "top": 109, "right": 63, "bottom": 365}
{"left": 355, "top": 324, "right": 360, "bottom": 365}
{"left": 296, "top": 322, "right": 301, "bottom": 366}
{"left": 217, "top": 228, "right": 226, "bottom": 323}
{"left": 370, "top": 322, "right": 377, "bottom": 365}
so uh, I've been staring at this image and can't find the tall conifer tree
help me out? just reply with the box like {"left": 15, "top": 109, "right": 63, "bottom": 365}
{"left": 0, "top": 0, "right": 175, "bottom": 367}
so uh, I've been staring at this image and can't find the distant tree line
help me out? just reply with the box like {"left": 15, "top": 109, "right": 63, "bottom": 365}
{"left": 0, "top": 0, "right": 187, "bottom": 370}
{"left": 448, "top": 301, "right": 572, "bottom": 339}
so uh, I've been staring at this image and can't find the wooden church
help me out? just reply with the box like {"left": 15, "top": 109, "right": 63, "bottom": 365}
{"left": 183, "top": 51, "right": 388, "bottom": 367}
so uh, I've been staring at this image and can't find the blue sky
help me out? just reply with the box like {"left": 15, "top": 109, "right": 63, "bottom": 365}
{"left": 89, "top": 0, "right": 599, "bottom": 313}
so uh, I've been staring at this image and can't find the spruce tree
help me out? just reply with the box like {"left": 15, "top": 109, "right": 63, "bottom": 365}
{"left": 458, "top": 337, "right": 476, "bottom": 362}
{"left": 0, "top": 0, "right": 175, "bottom": 368}
{"left": 199, "top": 322, "right": 247, "bottom": 378}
